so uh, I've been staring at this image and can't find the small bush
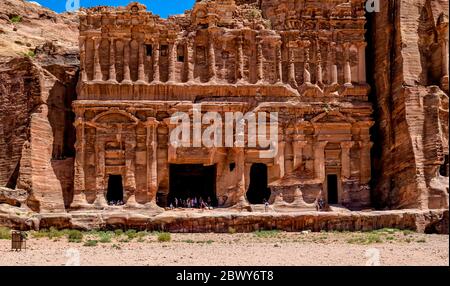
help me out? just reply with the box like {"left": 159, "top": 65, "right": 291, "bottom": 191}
{"left": 416, "top": 238, "right": 426, "bottom": 243}
{"left": 67, "top": 230, "right": 83, "bottom": 243}
{"left": 157, "top": 232, "right": 171, "bottom": 242}
{"left": 0, "top": 227, "right": 11, "bottom": 240}
{"left": 112, "top": 244, "right": 121, "bottom": 250}
{"left": 48, "top": 227, "right": 65, "bottom": 239}
{"left": 23, "top": 51, "right": 35, "bottom": 58}
{"left": 254, "top": 230, "right": 280, "bottom": 238}
{"left": 98, "top": 232, "right": 112, "bottom": 243}
{"left": 183, "top": 239, "right": 194, "bottom": 243}
{"left": 10, "top": 15, "right": 22, "bottom": 23}
{"left": 83, "top": 240, "right": 98, "bottom": 247}
{"left": 125, "top": 229, "right": 137, "bottom": 240}
{"left": 228, "top": 227, "right": 236, "bottom": 234}
{"left": 114, "top": 229, "right": 124, "bottom": 236}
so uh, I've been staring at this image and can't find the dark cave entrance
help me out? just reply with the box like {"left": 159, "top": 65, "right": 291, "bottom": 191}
{"left": 246, "top": 163, "right": 270, "bottom": 204}
{"left": 327, "top": 174, "right": 338, "bottom": 204}
{"left": 439, "top": 154, "right": 449, "bottom": 177}
{"left": 106, "top": 175, "right": 124, "bottom": 203}
{"left": 168, "top": 164, "right": 217, "bottom": 207}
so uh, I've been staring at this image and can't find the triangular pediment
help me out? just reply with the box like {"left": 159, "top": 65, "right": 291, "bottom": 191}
{"left": 311, "top": 110, "right": 356, "bottom": 123}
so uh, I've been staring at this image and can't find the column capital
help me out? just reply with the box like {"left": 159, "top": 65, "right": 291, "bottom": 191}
{"left": 315, "top": 141, "right": 328, "bottom": 148}
{"left": 144, "top": 117, "right": 159, "bottom": 126}
{"left": 293, "top": 140, "right": 308, "bottom": 148}
{"left": 358, "top": 140, "right": 373, "bottom": 148}
{"left": 340, "top": 141, "right": 354, "bottom": 149}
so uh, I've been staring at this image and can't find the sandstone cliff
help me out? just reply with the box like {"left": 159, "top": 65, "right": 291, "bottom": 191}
{"left": 369, "top": 0, "right": 449, "bottom": 209}
{"left": 0, "top": 0, "right": 79, "bottom": 212}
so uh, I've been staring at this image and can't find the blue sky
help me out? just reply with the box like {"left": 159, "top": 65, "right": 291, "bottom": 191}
{"left": 28, "top": 0, "right": 196, "bottom": 18}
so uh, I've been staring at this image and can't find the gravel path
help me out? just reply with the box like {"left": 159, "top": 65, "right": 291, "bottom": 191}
{"left": 0, "top": 231, "right": 447, "bottom": 266}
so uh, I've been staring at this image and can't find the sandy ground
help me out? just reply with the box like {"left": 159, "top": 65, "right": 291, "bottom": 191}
{"left": 0, "top": 230, "right": 448, "bottom": 266}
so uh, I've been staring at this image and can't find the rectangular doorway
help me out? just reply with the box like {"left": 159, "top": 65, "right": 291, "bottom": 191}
{"left": 327, "top": 174, "right": 338, "bottom": 204}
{"left": 169, "top": 164, "right": 217, "bottom": 207}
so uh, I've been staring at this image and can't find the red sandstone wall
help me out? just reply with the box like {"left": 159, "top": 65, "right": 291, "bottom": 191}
{"left": 370, "top": 0, "right": 449, "bottom": 209}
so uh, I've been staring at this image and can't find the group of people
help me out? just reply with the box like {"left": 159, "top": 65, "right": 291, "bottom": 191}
{"left": 169, "top": 196, "right": 213, "bottom": 210}
{"left": 108, "top": 200, "right": 124, "bottom": 206}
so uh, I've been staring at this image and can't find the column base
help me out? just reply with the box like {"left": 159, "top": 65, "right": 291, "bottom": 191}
{"left": 107, "top": 79, "right": 118, "bottom": 84}
{"left": 136, "top": 80, "right": 147, "bottom": 85}
{"left": 70, "top": 193, "right": 90, "bottom": 209}
{"left": 121, "top": 79, "right": 132, "bottom": 85}
{"left": 125, "top": 194, "right": 140, "bottom": 208}
{"left": 94, "top": 194, "right": 108, "bottom": 209}
{"left": 144, "top": 200, "right": 165, "bottom": 211}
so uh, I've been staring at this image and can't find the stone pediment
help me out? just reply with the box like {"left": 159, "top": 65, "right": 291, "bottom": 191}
{"left": 311, "top": 110, "right": 356, "bottom": 124}
{"left": 92, "top": 109, "right": 139, "bottom": 125}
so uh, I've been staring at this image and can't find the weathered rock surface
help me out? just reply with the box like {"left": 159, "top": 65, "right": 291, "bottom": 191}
{"left": 369, "top": 0, "right": 449, "bottom": 209}
{"left": 0, "top": 186, "right": 27, "bottom": 206}
{"left": 0, "top": 0, "right": 78, "bottom": 62}
{"left": 0, "top": 203, "right": 448, "bottom": 234}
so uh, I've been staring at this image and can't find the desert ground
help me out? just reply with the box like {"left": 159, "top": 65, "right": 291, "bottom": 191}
{"left": 0, "top": 227, "right": 448, "bottom": 266}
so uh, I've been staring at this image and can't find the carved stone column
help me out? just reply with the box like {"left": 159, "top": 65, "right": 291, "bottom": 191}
{"left": 168, "top": 41, "right": 177, "bottom": 83}
{"left": 316, "top": 43, "right": 323, "bottom": 84}
{"left": 145, "top": 118, "right": 158, "bottom": 204}
{"left": 152, "top": 42, "right": 160, "bottom": 83}
{"left": 340, "top": 141, "right": 354, "bottom": 179}
{"left": 359, "top": 141, "right": 373, "bottom": 184}
{"left": 331, "top": 64, "right": 338, "bottom": 85}
{"left": 303, "top": 44, "right": 311, "bottom": 84}
{"left": 276, "top": 40, "right": 283, "bottom": 83}
{"left": 357, "top": 42, "right": 367, "bottom": 83}
{"left": 292, "top": 140, "right": 307, "bottom": 171}
{"left": 93, "top": 37, "right": 103, "bottom": 82}
{"left": 79, "top": 36, "right": 88, "bottom": 82}
{"left": 124, "top": 132, "right": 137, "bottom": 206}
{"left": 256, "top": 35, "right": 264, "bottom": 83}
{"left": 108, "top": 38, "right": 117, "bottom": 83}
{"left": 208, "top": 38, "right": 217, "bottom": 81}
{"left": 187, "top": 39, "right": 194, "bottom": 82}
{"left": 136, "top": 40, "right": 146, "bottom": 84}
{"left": 234, "top": 148, "right": 247, "bottom": 203}
{"left": 122, "top": 39, "right": 132, "bottom": 84}
{"left": 314, "top": 141, "right": 328, "bottom": 181}
{"left": 94, "top": 137, "right": 107, "bottom": 208}
{"left": 329, "top": 42, "right": 338, "bottom": 85}
{"left": 236, "top": 35, "right": 245, "bottom": 83}
{"left": 71, "top": 115, "right": 88, "bottom": 208}
{"left": 344, "top": 44, "right": 352, "bottom": 87}
{"left": 288, "top": 47, "right": 297, "bottom": 87}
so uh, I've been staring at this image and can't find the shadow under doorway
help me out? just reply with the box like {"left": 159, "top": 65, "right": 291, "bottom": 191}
{"left": 168, "top": 164, "right": 217, "bottom": 207}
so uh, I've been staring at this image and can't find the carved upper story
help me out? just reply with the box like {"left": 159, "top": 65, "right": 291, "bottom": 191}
{"left": 78, "top": 0, "right": 369, "bottom": 99}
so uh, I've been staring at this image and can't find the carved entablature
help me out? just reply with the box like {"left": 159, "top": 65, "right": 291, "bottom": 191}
{"left": 78, "top": 0, "right": 369, "bottom": 99}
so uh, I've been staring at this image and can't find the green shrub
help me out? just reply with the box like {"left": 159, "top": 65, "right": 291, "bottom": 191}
{"left": 83, "top": 240, "right": 98, "bottom": 247}
{"left": 10, "top": 15, "right": 22, "bottom": 23}
{"left": 114, "top": 229, "right": 124, "bottom": 236}
{"left": 125, "top": 229, "right": 137, "bottom": 240}
{"left": 67, "top": 230, "right": 83, "bottom": 243}
{"left": 254, "top": 230, "right": 280, "bottom": 238}
{"left": 228, "top": 227, "right": 236, "bottom": 234}
{"left": 157, "top": 232, "right": 171, "bottom": 242}
{"left": 98, "top": 232, "right": 112, "bottom": 243}
{"left": 23, "top": 51, "right": 35, "bottom": 58}
{"left": 0, "top": 227, "right": 11, "bottom": 240}
{"left": 48, "top": 227, "right": 65, "bottom": 239}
